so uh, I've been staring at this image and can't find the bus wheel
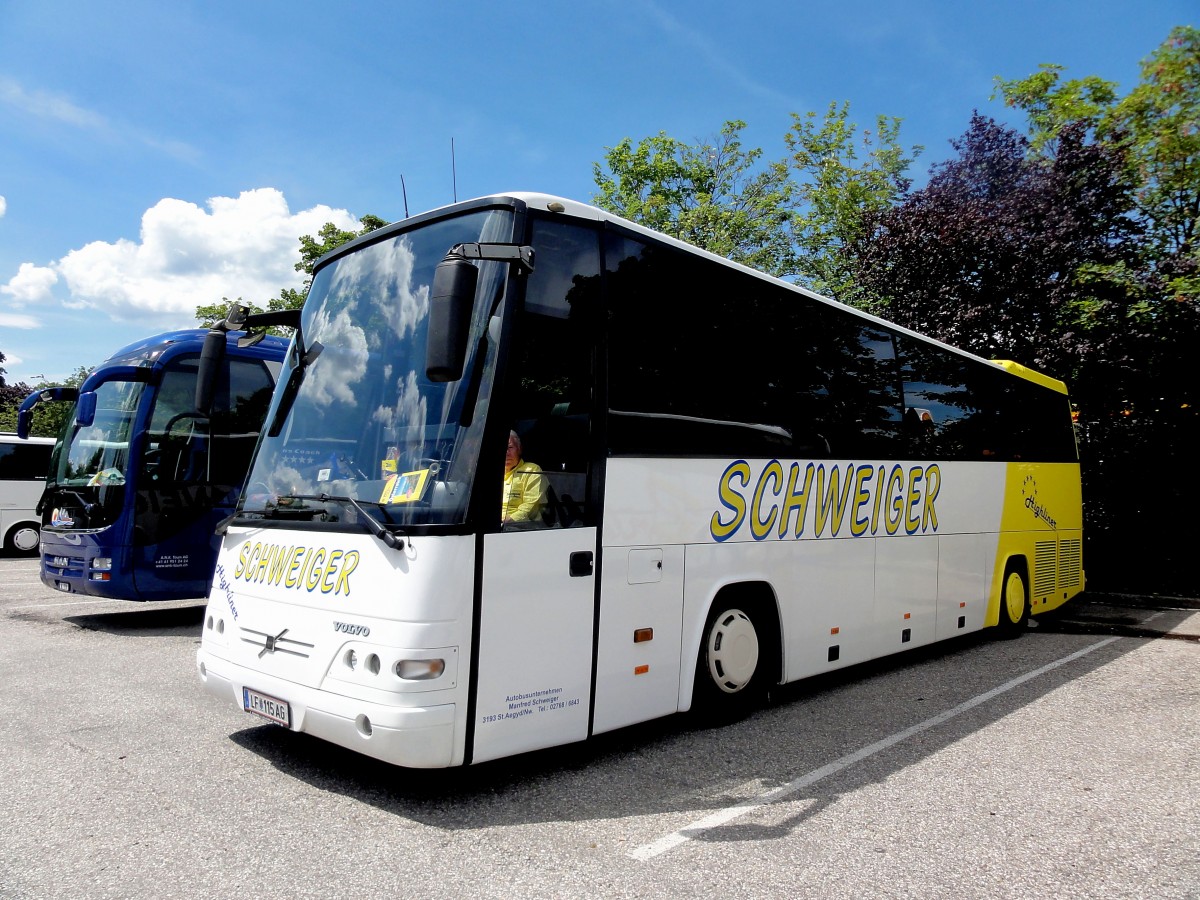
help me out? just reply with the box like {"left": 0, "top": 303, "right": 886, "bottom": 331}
{"left": 4, "top": 523, "right": 40, "bottom": 556}
{"left": 996, "top": 564, "right": 1029, "bottom": 638}
{"left": 693, "top": 604, "right": 766, "bottom": 721}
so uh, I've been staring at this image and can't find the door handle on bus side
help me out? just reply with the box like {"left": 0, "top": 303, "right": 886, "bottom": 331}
{"left": 569, "top": 551, "right": 594, "bottom": 577}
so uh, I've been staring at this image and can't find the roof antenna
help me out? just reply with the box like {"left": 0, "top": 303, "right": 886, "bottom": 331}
{"left": 401, "top": 174, "right": 410, "bottom": 219}
{"left": 451, "top": 137, "right": 458, "bottom": 203}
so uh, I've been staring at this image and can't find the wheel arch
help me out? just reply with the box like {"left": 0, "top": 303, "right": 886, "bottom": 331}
{"left": 679, "top": 579, "right": 783, "bottom": 711}
{"left": 986, "top": 552, "right": 1029, "bottom": 628}
{"left": 4, "top": 517, "right": 42, "bottom": 555}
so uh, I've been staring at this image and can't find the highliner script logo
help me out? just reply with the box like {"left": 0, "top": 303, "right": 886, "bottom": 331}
{"left": 1021, "top": 474, "right": 1057, "bottom": 530}
{"left": 232, "top": 541, "right": 360, "bottom": 596}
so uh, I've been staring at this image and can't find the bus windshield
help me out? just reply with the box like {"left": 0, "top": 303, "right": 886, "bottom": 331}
{"left": 48, "top": 378, "right": 145, "bottom": 529}
{"left": 241, "top": 207, "right": 515, "bottom": 529}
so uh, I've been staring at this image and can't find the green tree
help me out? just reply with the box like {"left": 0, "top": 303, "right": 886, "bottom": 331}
{"left": 785, "top": 102, "right": 922, "bottom": 307}
{"left": 592, "top": 120, "right": 796, "bottom": 277}
{"left": 995, "top": 26, "right": 1200, "bottom": 310}
{"left": 195, "top": 214, "right": 389, "bottom": 326}
{"left": 592, "top": 110, "right": 920, "bottom": 298}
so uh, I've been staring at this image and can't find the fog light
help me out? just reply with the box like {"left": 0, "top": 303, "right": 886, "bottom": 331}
{"left": 396, "top": 658, "right": 445, "bottom": 681}
{"left": 344, "top": 649, "right": 358, "bottom": 670}
{"left": 92, "top": 557, "right": 113, "bottom": 571}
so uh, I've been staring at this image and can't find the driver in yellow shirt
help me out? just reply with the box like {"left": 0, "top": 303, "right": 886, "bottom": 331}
{"left": 502, "top": 431, "right": 548, "bottom": 525}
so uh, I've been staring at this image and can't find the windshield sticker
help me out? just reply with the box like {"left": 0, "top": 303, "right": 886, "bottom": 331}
{"left": 232, "top": 542, "right": 360, "bottom": 596}
{"left": 710, "top": 460, "right": 942, "bottom": 543}
{"left": 87, "top": 468, "right": 125, "bottom": 486}
{"left": 380, "top": 468, "right": 430, "bottom": 504}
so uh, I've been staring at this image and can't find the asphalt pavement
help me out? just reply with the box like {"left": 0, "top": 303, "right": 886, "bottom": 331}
{"left": 0, "top": 556, "right": 1196, "bottom": 899}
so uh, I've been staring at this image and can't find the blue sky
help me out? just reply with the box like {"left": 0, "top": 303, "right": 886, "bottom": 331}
{"left": 0, "top": 0, "right": 1192, "bottom": 384}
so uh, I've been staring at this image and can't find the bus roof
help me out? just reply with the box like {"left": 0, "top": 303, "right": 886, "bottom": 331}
{"left": 329, "top": 191, "right": 1071, "bottom": 395}
{"left": 104, "top": 328, "right": 289, "bottom": 367}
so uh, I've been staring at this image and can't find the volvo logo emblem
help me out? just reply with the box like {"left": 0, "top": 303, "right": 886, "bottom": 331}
{"left": 240, "top": 626, "right": 314, "bottom": 659}
{"left": 259, "top": 628, "right": 290, "bottom": 658}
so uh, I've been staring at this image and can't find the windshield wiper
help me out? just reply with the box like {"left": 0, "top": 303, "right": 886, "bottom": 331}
{"left": 272, "top": 492, "right": 406, "bottom": 550}
{"left": 266, "top": 337, "right": 323, "bottom": 438}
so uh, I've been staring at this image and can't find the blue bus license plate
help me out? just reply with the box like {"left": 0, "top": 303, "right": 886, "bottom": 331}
{"left": 243, "top": 687, "right": 291, "bottom": 727}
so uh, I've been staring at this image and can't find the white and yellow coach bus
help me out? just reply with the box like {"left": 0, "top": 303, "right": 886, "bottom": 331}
{"left": 196, "top": 193, "right": 1083, "bottom": 768}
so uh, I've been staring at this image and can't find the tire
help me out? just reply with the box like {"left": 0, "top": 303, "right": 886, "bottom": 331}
{"left": 4, "top": 522, "right": 40, "bottom": 556}
{"left": 996, "top": 563, "right": 1029, "bottom": 638}
{"left": 693, "top": 600, "right": 772, "bottom": 721}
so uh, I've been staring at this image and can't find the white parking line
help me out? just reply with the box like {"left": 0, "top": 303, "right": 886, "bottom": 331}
{"left": 630, "top": 635, "right": 1121, "bottom": 861}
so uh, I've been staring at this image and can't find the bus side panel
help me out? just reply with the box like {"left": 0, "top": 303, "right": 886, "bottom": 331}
{"left": 592, "top": 544, "right": 685, "bottom": 736}
{"left": 603, "top": 457, "right": 1011, "bottom": 712}
{"left": 873, "top": 534, "right": 939, "bottom": 651}
{"left": 988, "top": 462, "right": 1085, "bottom": 624}
{"left": 936, "top": 532, "right": 994, "bottom": 640}
{"left": 678, "top": 537, "right": 877, "bottom": 711}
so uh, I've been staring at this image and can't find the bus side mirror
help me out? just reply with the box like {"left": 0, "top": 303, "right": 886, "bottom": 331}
{"left": 16, "top": 408, "right": 32, "bottom": 440}
{"left": 17, "top": 386, "right": 81, "bottom": 439}
{"left": 195, "top": 327, "right": 227, "bottom": 416}
{"left": 426, "top": 254, "right": 478, "bottom": 383}
{"left": 76, "top": 391, "right": 97, "bottom": 427}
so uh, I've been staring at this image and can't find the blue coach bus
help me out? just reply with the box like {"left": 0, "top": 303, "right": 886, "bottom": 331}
{"left": 18, "top": 308, "right": 288, "bottom": 600}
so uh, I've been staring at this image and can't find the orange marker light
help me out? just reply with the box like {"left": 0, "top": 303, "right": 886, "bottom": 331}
{"left": 634, "top": 664, "right": 650, "bottom": 675}
{"left": 633, "top": 628, "right": 654, "bottom": 644}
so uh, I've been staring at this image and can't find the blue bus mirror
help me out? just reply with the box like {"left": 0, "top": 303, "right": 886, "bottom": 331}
{"left": 16, "top": 407, "right": 33, "bottom": 440}
{"left": 76, "top": 391, "right": 97, "bottom": 427}
{"left": 18, "top": 386, "right": 81, "bottom": 438}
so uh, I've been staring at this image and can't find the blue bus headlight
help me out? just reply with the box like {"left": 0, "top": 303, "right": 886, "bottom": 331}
{"left": 92, "top": 557, "right": 113, "bottom": 571}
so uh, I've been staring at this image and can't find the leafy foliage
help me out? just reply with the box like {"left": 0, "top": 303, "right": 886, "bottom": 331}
{"left": 593, "top": 121, "right": 796, "bottom": 277}
{"left": 785, "top": 102, "right": 921, "bottom": 306}
{"left": 857, "top": 114, "right": 1141, "bottom": 384}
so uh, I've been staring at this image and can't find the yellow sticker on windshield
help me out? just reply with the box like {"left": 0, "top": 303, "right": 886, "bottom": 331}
{"left": 380, "top": 469, "right": 430, "bottom": 504}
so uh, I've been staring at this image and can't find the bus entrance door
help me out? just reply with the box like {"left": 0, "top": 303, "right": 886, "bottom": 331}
{"left": 471, "top": 526, "right": 597, "bottom": 763}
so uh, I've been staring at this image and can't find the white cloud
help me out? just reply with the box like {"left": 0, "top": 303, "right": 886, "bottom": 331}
{"left": 0, "top": 313, "right": 38, "bottom": 330}
{"left": 1, "top": 263, "right": 59, "bottom": 306}
{"left": 0, "top": 195, "right": 6, "bottom": 218}
{"left": 50, "top": 188, "right": 362, "bottom": 322}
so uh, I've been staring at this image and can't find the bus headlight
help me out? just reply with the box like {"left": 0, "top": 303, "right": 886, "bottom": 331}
{"left": 395, "top": 658, "right": 445, "bottom": 681}
{"left": 92, "top": 557, "right": 113, "bottom": 571}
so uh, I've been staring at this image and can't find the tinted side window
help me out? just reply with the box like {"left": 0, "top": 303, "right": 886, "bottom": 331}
{"left": 0, "top": 442, "right": 52, "bottom": 480}
{"left": 896, "top": 336, "right": 988, "bottom": 460}
{"left": 144, "top": 356, "right": 275, "bottom": 486}
{"left": 985, "top": 368, "right": 1078, "bottom": 462}
{"left": 505, "top": 218, "right": 601, "bottom": 528}
{"left": 605, "top": 234, "right": 828, "bottom": 457}
{"left": 819, "top": 318, "right": 903, "bottom": 458}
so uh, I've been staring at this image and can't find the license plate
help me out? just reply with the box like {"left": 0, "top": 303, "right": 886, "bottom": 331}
{"left": 242, "top": 687, "right": 291, "bottom": 727}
